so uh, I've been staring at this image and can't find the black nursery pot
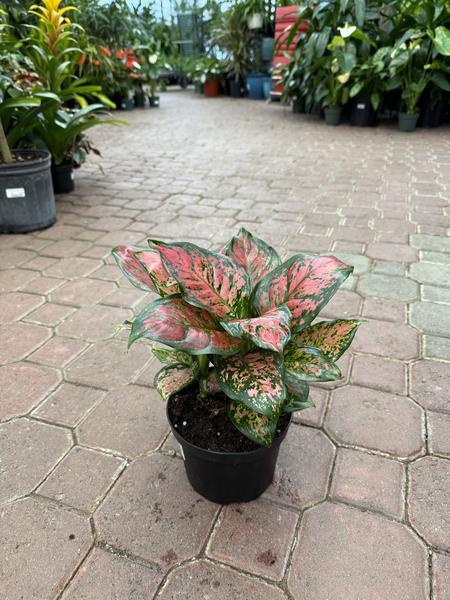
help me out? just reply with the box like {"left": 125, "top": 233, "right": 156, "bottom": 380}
{"left": 167, "top": 399, "right": 290, "bottom": 504}
{"left": 149, "top": 95, "right": 160, "bottom": 108}
{"left": 229, "top": 80, "right": 243, "bottom": 98}
{"left": 51, "top": 162, "right": 74, "bottom": 194}
{"left": 350, "top": 96, "right": 377, "bottom": 127}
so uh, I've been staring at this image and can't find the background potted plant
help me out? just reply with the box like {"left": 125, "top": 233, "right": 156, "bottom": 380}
{"left": 211, "top": 7, "right": 250, "bottom": 98}
{"left": 192, "top": 55, "right": 224, "bottom": 97}
{"left": 242, "top": 0, "right": 265, "bottom": 30}
{"left": 113, "top": 228, "right": 360, "bottom": 504}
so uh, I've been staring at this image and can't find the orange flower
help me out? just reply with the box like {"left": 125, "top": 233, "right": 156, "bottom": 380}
{"left": 100, "top": 46, "right": 112, "bottom": 57}
{"left": 79, "top": 54, "right": 86, "bottom": 65}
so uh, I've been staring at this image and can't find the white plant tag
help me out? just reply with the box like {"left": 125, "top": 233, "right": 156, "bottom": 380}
{"left": 71, "top": 172, "right": 74, "bottom": 180}
{"left": 6, "top": 188, "right": 26, "bottom": 198}
{"left": 178, "top": 444, "right": 185, "bottom": 460}
{"left": 357, "top": 103, "right": 366, "bottom": 110}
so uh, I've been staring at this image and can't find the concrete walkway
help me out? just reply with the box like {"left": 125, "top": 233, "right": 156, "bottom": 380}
{"left": 1, "top": 90, "right": 450, "bottom": 599}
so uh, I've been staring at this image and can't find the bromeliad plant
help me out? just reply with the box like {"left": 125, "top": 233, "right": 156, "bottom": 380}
{"left": 113, "top": 229, "right": 361, "bottom": 447}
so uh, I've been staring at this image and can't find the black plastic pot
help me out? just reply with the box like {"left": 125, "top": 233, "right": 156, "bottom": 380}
{"left": 0, "top": 150, "right": 55, "bottom": 233}
{"left": 419, "top": 94, "right": 446, "bottom": 128}
{"left": 134, "top": 92, "right": 146, "bottom": 108}
{"left": 350, "top": 96, "right": 377, "bottom": 127}
{"left": 229, "top": 80, "right": 243, "bottom": 98}
{"left": 51, "top": 163, "right": 74, "bottom": 194}
{"left": 324, "top": 106, "right": 342, "bottom": 126}
{"left": 149, "top": 95, "right": 160, "bottom": 108}
{"left": 398, "top": 112, "right": 418, "bottom": 132}
{"left": 168, "top": 400, "right": 291, "bottom": 504}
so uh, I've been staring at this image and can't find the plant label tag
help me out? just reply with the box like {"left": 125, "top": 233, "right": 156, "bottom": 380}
{"left": 178, "top": 444, "right": 185, "bottom": 461}
{"left": 71, "top": 172, "right": 74, "bottom": 180}
{"left": 6, "top": 188, "right": 26, "bottom": 198}
{"left": 357, "top": 103, "right": 366, "bottom": 110}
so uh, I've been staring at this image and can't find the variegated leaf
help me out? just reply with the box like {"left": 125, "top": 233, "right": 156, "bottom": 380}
{"left": 228, "top": 400, "right": 278, "bottom": 447}
{"left": 149, "top": 241, "right": 250, "bottom": 318}
{"left": 129, "top": 296, "right": 242, "bottom": 355}
{"left": 154, "top": 363, "right": 199, "bottom": 401}
{"left": 221, "top": 228, "right": 281, "bottom": 288}
{"left": 151, "top": 348, "right": 193, "bottom": 366}
{"left": 291, "top": 319, "right": 362, "bottom": 361}
{"left": 215, "top": 350, "right": 286, "bottom": 417}
{"left": 220, "top": 306, "right": 292, "bottom": 353}
{"left": 283, "top": 380, "right": 315, "bottom": 413}
{"left": 251, "top": 254, "right": 352, "bottom": 333}
{"left": 112, "top": 245, "right": 179, "bottom": 295}
{"left": 284, "top": 346, "right": 341, "bottom": 383}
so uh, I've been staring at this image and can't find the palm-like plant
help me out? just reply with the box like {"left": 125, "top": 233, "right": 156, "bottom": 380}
{"left": 211, "top": 8, "right": 251, "bottom": 82}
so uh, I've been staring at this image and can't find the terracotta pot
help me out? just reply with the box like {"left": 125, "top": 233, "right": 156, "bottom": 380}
{"left": 204, "top": 79, "right": 220, "bottom": 97}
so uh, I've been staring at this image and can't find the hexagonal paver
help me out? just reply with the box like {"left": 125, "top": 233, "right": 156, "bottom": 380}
{"left": 37, "top": 446, "right": 124, "bottom": 512}
{"left": 26, "top": 302, "right": 75, "bottom": 326}
{"left": 264, "top": 423, "right": 334, "bottom": 508}
{"left": 0, "top": 292, "right": 43, "bottom": 324}
{"left": 0, "top": 268, "right": 38, "bottom": 292}
{"left": 44, "top": 257, "right": 102, "bottom": 279}
{"left": 410, "top": 263, "right": 450, "bottom": 286}
{"left": 32, "top": 383, "right": 105, "bottom": 427}
{"left": 0, "top": 322, "right": 51, "bottom": 364}
{"left": 0, "top": 248, "right": 36, "bottom": 268}
{"left": 352, "top": 320, "right": 419, "bottom": 360}
{"left": 0, "top": 362, "right": 61, "bottom": 421}
{"left": 422, "top": 285, "right": 450, "bottom": 304}
{"left": 366, "top": 242, "right": 417, "bottom": 263}
{"left": 65, "top": 340, "right": 150, "bottom": 389}
{"left": 57, "top": 305, "right": 132, "bottom": 342}
{"left": 410, "top": 302, "right": 450, "bottom": 337}
{"left": 424, "top": 335, "right": 450, "bottom": 361}
{"left": 77, "top": 385, "right": 168, "bottom": 458}
{"left": 357, "top": 273, "right": 419, "bottom": 302}
{"left": 61, "top": 548, "right": 163, "bottom": 600}
{"left": 410, "top": 360, "right": 450, "bottom": 413}
{"left": 362, "top": 298, "right": 406, "bottom": 323}
{"left": 41, "top": 239, "right": 93, "bottom": 258}
{"left": 293, "top": 386, "right": 328, "bottom": 427}
{"left": 0, "top": 418, "right": 72, "bottom": 503}
{"left": 321, "top": 290, "right": 362, "bottom": 319}
{"left": 159, "top": 559, "right": 287, "bottom": 600}
{"left": 1, "top": 497, "right": 92, "bottom": 599}
{"left": 326, "top": 386, "right": 424, "bottom": 458}
{"left": 330, "top": 448, "right": 405, "bottom": 519}
{"left": 288, "top": 502, "right": 428, "bottom": 600}
{"left": 207, "top": 501, "right": 298, "bottom": 580}
{"left": 94, "top": 453, "right": 219, "bottom": 569}
{"left": 50, "top": 278, "right": 116, "bottom": 307}
{"left": 411, "top": 234, "right": 450, "bottom": 253}
{"left": 433, "top": 553, "right": 450, "bottom": 600}
{"left": 351, "top": 354, "right": 406, "bottom": 395}
{"left": 428, "top": 411, "right": 450, "bottom": 457}
{"left": 409, "top": 456, "right": 450, "bottom": 551}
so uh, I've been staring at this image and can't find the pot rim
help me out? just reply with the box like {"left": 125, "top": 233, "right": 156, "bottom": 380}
{"left": 166, "top": 395, "right": 291, "bottom": 460}
{"left": 0, "top": 149, "right": 51, "bottom": 167}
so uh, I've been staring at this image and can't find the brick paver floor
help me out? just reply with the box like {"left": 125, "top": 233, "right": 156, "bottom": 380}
{"left": 1, "top": 91, "right": 450, "bottom": 599}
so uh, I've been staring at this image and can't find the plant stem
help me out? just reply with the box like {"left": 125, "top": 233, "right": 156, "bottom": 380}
{"left": 0, "top": 117, "right": 13, "bottom": 164}
{"left": 196, "top": 354, "right": 210, "bottom": 400}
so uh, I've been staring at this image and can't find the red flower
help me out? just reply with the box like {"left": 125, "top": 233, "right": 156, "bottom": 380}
{"left": 100, "top": 46, "right": 112, "bottom": 57}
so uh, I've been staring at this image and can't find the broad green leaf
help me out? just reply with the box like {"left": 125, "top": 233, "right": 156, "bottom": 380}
{"left": 284, "top": 393, "right": 315, "bottom": 413}
{"left": 216, "top": 350, "right": 286, "bottom": 418}
{"left": 228, "top": 400, "right": 278, "bottom": 447}
{"left": 291, "top": 319, "right": 361, "bottom": 361}
{"left": 130, "top": 297, "right": 242, "bottom": 355}
{"left": 150, "top": 241, "right": 250, "bottom": 318}
{"left": 252, "top": 254, "right": 352, "bottom": 333}
{"left": 220, "top": 306, "right": 291, "bottom": 353}
{"left": 434, "top": 26, "right": 450, "bottom": 56}
{"left": 151, "top": 348, "right": 193, "bottom": 366}
{"left": 283, "top": 378, "right": 315, "bottom": 412}
{"left": 354, "top": 0, "right": 366, "bottom": 28}
{"left": 154, "top": 363, "right": 199, "bottom": 401}
{"left": 221, "top": 228, "right": 281, "bottom": 288}
{"left": 284, "top": 346, "right": 341, "bottom": 383}
{"left": 112, "top": 245, "right": 179, "bottom": 296}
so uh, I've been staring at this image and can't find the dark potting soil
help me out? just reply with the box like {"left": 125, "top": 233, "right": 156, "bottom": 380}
{"left": 168, "top": 383, "right": 290, "bottom": 453}
{"left": 0, "top": 151, "right": 47, "bottom": 165}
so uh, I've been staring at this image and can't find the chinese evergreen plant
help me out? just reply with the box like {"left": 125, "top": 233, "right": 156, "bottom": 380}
{"left": 113, "top": 229, "right": 361, "bottom": 447}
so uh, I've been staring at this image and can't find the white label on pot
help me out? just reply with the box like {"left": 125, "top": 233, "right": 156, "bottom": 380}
{"left": 71, "top": 172, "right": 74, "bottom": 180}
{"left": 6, "top": 188, "right": 26, "bottom": 198}
{"left": 178, "top": 444, "right": 185, "bottom": 460}
{"left": 357, "top": 103, "right": 366, "bottom": 110}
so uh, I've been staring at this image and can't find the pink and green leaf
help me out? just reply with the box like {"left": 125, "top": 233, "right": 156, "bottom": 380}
{"left": 151, "top": 347, "right": 193, "bottom": 366}
{"left": 149, "top": 241, "right": 250, "bottom": 318}
{"left": 251, "top": 254, "right": 353, "bottom": 332}
{"left": 129, "top": 296, "right": 242, "bottom": 355}
{"left": 112, "top": 245, "right": 179, "bottom": 296}
{"left": 228, "top": 400, "right": 278, "bottom": 447}
{"left": 284, "top": 345, "right": 341, "bottom": 383}
{"left": 154, "top": 363, "right": 199, "bottom": 401}
{"left": 215, "top": 350, "right": 286, "bottom": 417}
{"left": 221, "top": 228, "right": 281, "bottom": 288}
{"left": 220, "top": 306, "right": 292, "bottom": 353}
{"left": 291, "top": 319, "right": 362, "bottom": 361}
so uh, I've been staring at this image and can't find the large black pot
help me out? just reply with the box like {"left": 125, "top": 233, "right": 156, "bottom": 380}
{"left": 149, "top": 95, "right": 160, "bottom": 108}
{"left": 51, "top": 163, "right": 74, "bottom": 194}
{"left": 168, "top": 399, "right": 290, "bottom": 504}
{"left": 0, "top": 150, "right": 55, "bottom": 233}
{"left": 350, "top": 96, "right": 377, "bottom": 127}
{"left": 419, "top": 94, "right": 446, "bottom": 128}
{"left": 229, "top": 80, "right": 243, "bottom": 98}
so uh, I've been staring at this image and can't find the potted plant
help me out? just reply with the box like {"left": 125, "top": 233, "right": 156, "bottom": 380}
{"left": 211, "top": 7, "right": 250, "bottom": 98}
{"left": 242, "top": 0, "right": 265, "bottom": 30}
{"left": 192, "top": 56, "right": 224, "bottom": 97}
{"left": 112, "top": 229, "right": 360, "bottom": 504}
{"left": 142, "top": 51, "right": 168, "bottom": 107}
{"left": 34, "top": 105, "right": 123, "bottom": 193}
